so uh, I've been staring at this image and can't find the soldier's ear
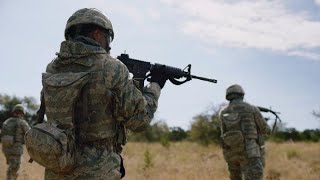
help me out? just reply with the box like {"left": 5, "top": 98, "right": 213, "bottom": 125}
{"left": 90, "top": 29, "right": 100, "bottom": 41}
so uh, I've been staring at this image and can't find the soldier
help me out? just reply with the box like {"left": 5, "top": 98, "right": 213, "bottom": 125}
{"left": 219, "top": 84, "right": 271, "bottom": 180}
{"left": 1, "top": 104, "right": 30, "bottom": 180}
{"left": 33, "top": 8, "right": 167, "bottom": 179}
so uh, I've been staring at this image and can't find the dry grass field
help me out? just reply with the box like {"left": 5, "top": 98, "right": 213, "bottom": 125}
{"left": 0, "top": 142, "right": 319, "bottom": 180}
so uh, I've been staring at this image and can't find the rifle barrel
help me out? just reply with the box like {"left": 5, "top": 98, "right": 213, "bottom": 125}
{"left": 191, "top": 75, "right": 217, "bottom": 83}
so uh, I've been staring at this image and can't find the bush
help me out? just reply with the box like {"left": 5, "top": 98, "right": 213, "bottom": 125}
{"left": 269, "top": 128, "right": 320, "bottom": 142}
{"left": 169, "top": 127, "right": 188, "bottom": 141}
{"left": 128, "top": 121, "right": 170, "bottom": 142}
{"left": 189, "top": 114, "right": 221, "bottom": 146}
{"left": 143, "top": 149, "right": 153, "bottom": 170}
{"left": 286, "top": 149, "right": 300, "bottom": 160}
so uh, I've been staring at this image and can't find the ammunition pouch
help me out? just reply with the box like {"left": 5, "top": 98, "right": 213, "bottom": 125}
{"left": 222, "top": 130, "right": 244, "bottom": 148}
{"left": 1, "top": 135, "right": 14, "bottom": 147}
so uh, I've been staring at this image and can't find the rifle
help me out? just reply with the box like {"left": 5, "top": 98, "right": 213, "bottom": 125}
{"left": 117, "top": 54, "right": 217, "bottom": 90}
{"left": 258, "top": 106, "right": 282, "bottom": 133}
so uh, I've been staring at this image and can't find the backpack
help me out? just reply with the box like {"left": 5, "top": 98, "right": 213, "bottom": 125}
{"left": 25, "top": 72, "right": 89, "bottom": 173}
{"left": 221, "top": 112, "right": 244, "bottom": 148}
{"left": 1, "top": 124, "right": 14, "bottom": 148}
{"left": 1, "top": 134, "right": 14, "bottom": 147}
{"left": 1, "top": 118, "right": 17, "bottom": 148}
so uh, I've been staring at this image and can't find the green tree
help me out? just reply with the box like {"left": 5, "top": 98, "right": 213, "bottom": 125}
{"left": 169, "top": 127, "right": 188, "bottom": 141}
{"left": 189, "top": 104, "right": 223, "bottom": 146}
{"left": 128, "top": 120, "right": 170, "bottom": 142}
{"left": 301, "top": 129, "right": 320, "bottom": 142}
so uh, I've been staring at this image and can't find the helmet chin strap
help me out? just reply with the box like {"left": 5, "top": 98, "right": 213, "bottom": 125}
{"left": 103, "top": 32, "right": 112, "bottom": 54}
{"left": 105, "top": 46, "right": 111, "bottom": 54}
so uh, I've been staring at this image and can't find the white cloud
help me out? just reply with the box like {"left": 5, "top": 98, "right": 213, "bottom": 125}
{"left": 288, "top": 50, "right": 320, "bottom": 61}
{"left": 315, "top": 0, "right": 320, "bottom": 6}
{"left": 161, "top": 0, "right": 320, "bottom": 61}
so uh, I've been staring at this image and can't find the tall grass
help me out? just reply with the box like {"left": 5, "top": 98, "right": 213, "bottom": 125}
{"left": 0, "top": 142, "right": 319, "bottom": 180}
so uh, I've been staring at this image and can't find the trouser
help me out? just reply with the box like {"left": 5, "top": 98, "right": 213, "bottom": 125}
{"left": 227, "top": 157, "right": 264, "bottom": 180}
{"left": 45, "top": 145, "right": 123, "bottom": 180}
{"left": 5, "top": 154, "right": 21, "bottom": 180}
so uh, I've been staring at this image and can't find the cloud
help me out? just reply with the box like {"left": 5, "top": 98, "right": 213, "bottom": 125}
{"left": 288, "top": 50, "right": 320, "bottom": 60}
{"left": 315, "top": 0, "right": 320, "bottom": 6}
{"left": 161, "top": 0, "right": 320, "bottom": 61}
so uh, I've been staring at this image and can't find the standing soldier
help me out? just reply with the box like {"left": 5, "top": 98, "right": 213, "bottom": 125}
{"left": 219, "top": 84, "right": 270, "bottom": 180}
{"left": 25, "top": 8, "right": 167, "bottom": 179}
{"left": 1, "top": 104, "right": 30, "bottom": 180}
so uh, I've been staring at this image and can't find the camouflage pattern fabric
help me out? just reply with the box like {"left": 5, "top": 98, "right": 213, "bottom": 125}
{"left": 45, "top": 146, "right": 122, "bottom": 180}
{"left": 24, "top": 71, "right": 91, "bottom": 172}
{"left": 1, "top": 117, "right": 30, "bottom": 180}
{"left": 258, "top": 134, "right": 267, "bottom": 167}
{"left": 227, "top": 157, "right": 264, "bottom": 180}
{"left": 42, "top": 36, "right": 160, "bottom": 179}
{"left": 65, "top": 8, "right": 114, "bottom": 41}
{"left": 219, "top": 99, "right": 270, "bottom": 180}
{"left": 4, "top": 155, "right": 21, "bottom": 180}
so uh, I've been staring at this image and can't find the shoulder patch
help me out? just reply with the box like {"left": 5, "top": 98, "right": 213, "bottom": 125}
{"left": 222, "top": 113, "right": 239, "bottom": 121}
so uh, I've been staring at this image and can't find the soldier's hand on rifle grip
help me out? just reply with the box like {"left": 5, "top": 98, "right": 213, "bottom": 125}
{"left": 150, "top": 65, "right": 168, "bottom": 89}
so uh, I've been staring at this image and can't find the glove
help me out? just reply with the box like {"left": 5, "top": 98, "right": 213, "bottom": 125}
{"left": 150, "top": 65, "right": 168, "bottom": 89}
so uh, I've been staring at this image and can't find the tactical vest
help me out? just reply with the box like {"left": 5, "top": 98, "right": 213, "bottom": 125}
{"left": 1, "top": 118, "right": 17, "bottom": 147}
{"left": 2, "top": 117, "right": 26, "bottom": 144}
{"left": 46, "top": 56, "right": 121, "bottom": 144}
{"left": 1, "top": 118, "right": 18, "bottom": 137}
{"left": 25, "top": 71, "right": 91, "bottom": 172}
{"left": 25, "top": 56, "right": 123, "bottom": 174}
{"left": 75, "top": 64, "right": 118, "bottom": 143}
{"left": 220, "top": 101, "right": 261, "bottom": 159}
{"left": 1, "top": 117, "right": 27, "bottom": 156}
{"left": 221, "top": 102, "right": 258, "bottom": 140}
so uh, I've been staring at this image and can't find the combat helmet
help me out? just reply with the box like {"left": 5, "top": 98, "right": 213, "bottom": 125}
{"left": 64, "top": 8, "right": 114, "bottom": 41}
{"left": 226, "top": 84, "right": 245, "bottom": 101}
{"left": 12, "top": 104, "right": 25, "bottom": 114}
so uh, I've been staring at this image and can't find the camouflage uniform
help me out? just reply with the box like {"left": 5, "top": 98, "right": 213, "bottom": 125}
{"left": 1, "top": 105, "right": 30, "bottom": 180}
{"left": 39, "top": 8, "right": 161, "bottom": 180}
{"left": 219, "top": 85, "right": 270, "bottom": 180}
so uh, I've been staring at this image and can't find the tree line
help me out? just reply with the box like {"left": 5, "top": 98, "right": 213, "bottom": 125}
{"left": 129, "top": 106, "right": 320, "bottom": 145}
{"left": 1, "top": 94, "right": 319, "bottom": 144}
{"left": 0, "top": 94, "right": 39, "bottom": 127}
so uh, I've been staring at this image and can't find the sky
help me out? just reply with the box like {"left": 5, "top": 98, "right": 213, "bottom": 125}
{"left": 0, "top": 0, "right": 319, "bottom": 130}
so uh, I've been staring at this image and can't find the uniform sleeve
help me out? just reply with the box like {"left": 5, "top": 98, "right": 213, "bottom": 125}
{"left": 111, "top": 62, "right": 161, "bottom": 132}
{"left": 21, "top": 120, "right": 31, "bottom": 133}
{"left": 254, "top": 107, "right": 271, "bottom": 135}
{"left": 218, "top": 107, "right": 226, "bottom": 137}
{"left": 34, "top": 90, "right": 46, "bottom": 125}
{"left": 16, "top": 120, "right": 30, "bottom": 144}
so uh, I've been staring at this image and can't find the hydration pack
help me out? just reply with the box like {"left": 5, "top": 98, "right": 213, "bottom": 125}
{"left": 25, "top": 72, "right": 89, "bottom": 173}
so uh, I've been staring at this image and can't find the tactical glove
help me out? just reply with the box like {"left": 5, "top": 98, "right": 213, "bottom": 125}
{"left": 150, "top": 65, "right": 168, "bottom": 89}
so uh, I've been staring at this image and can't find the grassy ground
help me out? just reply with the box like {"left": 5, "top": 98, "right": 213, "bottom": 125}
{"left": 0, "top": 142, "right": 319, "bottom": 180}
